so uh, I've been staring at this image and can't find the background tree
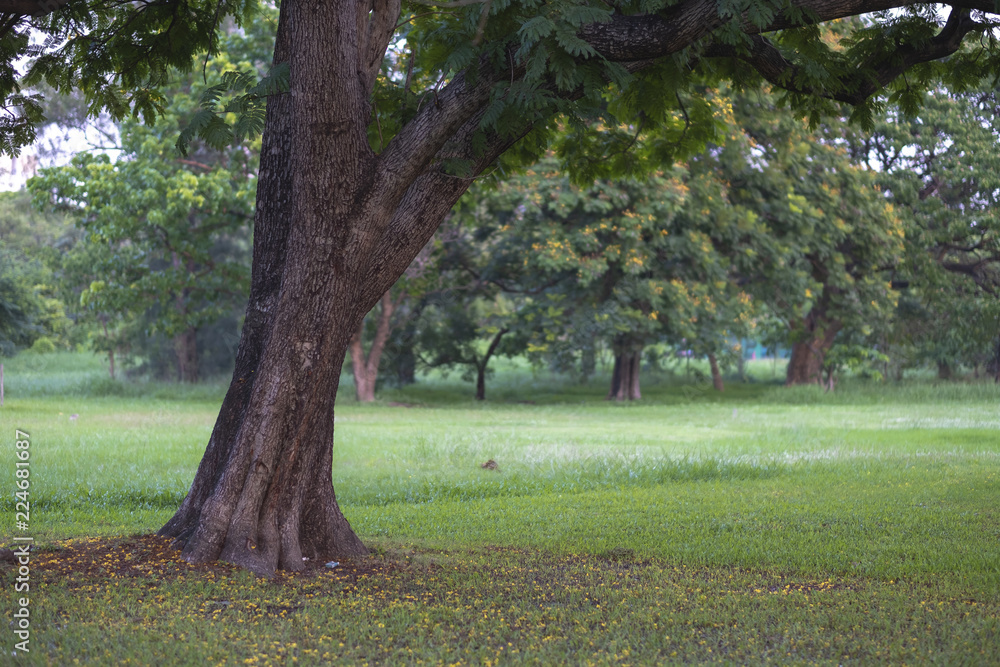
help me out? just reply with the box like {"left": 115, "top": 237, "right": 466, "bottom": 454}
{"left": 451, "top": 148, "right": 762, "bottom": 400}
{"left": 25, "top": 14, "right": 279, "bottom": 379}
{"left": 30, "top": 65, "right": 258, "bottom": 381}
{"left": 852, "top": 86, "right": 1000, "bottom": 379}
{"left": 348, "top": 235, "right": 443, "bottom": 401}
{"left": 410, "top": 290, "right": 515, "bottom": 400}
{"left": 0, "top": 190, "right": 73, "bottom": 355}
{"left": 713, "top": 93, "right": 904, "bottom": 385}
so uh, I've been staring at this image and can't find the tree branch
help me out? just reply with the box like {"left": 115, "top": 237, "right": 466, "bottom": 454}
{"left": 406, "top": 0, "right": 487, "bottom": 7}
{"left": 359, "top": 0, "right": 402, "bottom": 93}
{"left": 704, "top": 8, "right": 985, "bottom": 105}
{"left": 0, "top": 0, "right": 69, "bottom": 17}
{"left": 578, "top": 0, "right": 997, "bottom": 63}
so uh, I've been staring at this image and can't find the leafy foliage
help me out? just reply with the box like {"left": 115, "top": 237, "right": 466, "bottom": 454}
{"left": 29, "top": 62, "right": 258, "bottom": 378}
{"left": 1, "top": 0, "right": 260, "bottom": 154}
{"left": 838, "top": 84, "right": 1000, "bottom": 375}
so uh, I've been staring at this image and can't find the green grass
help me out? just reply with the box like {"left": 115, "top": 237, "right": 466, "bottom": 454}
{"left": 1, "top": 353, "right": 998, "bottom": 664}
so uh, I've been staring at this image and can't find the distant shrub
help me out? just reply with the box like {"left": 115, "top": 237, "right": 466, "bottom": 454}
{"left": 29, "top": 336, "right": 57, "bottom": 354}
{"left": 71, "top": 376, "right": 134, "bottom": 397}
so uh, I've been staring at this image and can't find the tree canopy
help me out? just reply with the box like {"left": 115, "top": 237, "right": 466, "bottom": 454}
{"left": 4, "top": 1, "right": 1000, "bottom": 166}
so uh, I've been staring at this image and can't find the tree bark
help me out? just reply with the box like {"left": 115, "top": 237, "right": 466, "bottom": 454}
{"left": 160, "top": 5, "right": 370, "bottom": 573}
{"left": 708, "top": 352, "right": 724, "bottom": 392}
{"left": 349, "top": 291, "right": 395, "bottom": 402}
{"left": 786, "top": 306, "right": 842, "bottom": 386}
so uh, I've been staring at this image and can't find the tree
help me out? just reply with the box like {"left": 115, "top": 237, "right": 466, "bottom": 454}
{"left": 454, "top": 152, "right": 753, "bottom": 400}
{"left": 166, "top": 2, "right": 1000, "bottom": 573}
{"left": 411, "top": 290, "right": 514, "bottom": 400}
{"left": 12, "top": 0, "right": 1000, "bottom": 573}
{"left": 707, "top": 93, "right": 904, "bottom": 385}
{"left": 348, "top": 232, "right": 441, "bottom": 401}
{"left": 850, "top": 86, "right": 1000, "bottom": 378}
{"left": 348, "top": 291, "right": 397, "bottom": 402}
{"left": 28, "top": 35, "right": 267, "bottom": 381}
{"left": 0, "top": 190, "right": 73, "bottom": 355}
{"left": 357, "top": 215, "right": 520, "bottom": 401}
{"left": 30, "top": 112, "right": 255, "bottom": 381}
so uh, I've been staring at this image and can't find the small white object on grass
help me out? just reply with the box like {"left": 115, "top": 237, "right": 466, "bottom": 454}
{"left": 325, "top": 561, "right": 340, "bottom": 569}
{"left": 69, "top": 414, "right": 79, "bottom": 421}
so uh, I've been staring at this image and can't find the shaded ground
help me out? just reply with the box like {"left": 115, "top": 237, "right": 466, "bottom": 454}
{"left": 10, "top": 535, "right": 859, "bottom": 597}
{"left": 1, "top": 535, "right": 996, "bottom": 665}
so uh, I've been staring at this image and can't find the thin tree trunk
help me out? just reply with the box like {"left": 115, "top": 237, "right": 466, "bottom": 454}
{"left": 581, "top": 344, "right": 596, "bottom": 380}
{"left": 474, "top": 327, "right": 507, "bottom": 400}
{"left": 995, "top": 332, "right": 1000, "bottom": 383}
{"left": 607, "top": 353, "right": 622, "bottom": 399}
{"left": 628, "top": 350, "right": 641, "bottom": 400}
{"left": 881, "top": 334, "right": 889, "bottom": 381}
{"left": 937, "top": 360, "right": 953, "bottom": 380}
{"left": 101, "top": 318, "right": 115, "bottom": 380}
{"left": 349, "top": 291, "right": 395, "bottom": 402}
{"left": 175, "top": 327, "right": 199, "bottom": 383}
{"left": 708, "top": 352, "right": 724, "bottom": 392}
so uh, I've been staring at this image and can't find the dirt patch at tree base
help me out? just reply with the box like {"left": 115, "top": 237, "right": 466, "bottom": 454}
{"left": 2, "top": 534, "right": 393, "bottom": 583}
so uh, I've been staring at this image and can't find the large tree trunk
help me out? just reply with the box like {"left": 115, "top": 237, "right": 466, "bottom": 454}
{"left": 160, "top": 6, "right": 370, "bottom": 573}
{"left": 160, "top": 0, "right": 514, "bottom": 574}
{"left": 349, "top": 291, "right": 395, "bottom": 402}
{"left": 708, "top": 352, "right": 724, "bottom": 392}
{"left": 607, "top": 339, "right": 642, "bottom": 401}
{"left": 786, "top": 306, "right": 842, "bottom": 386}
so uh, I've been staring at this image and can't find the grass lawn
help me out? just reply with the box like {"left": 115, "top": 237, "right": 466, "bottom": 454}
{"left": 0, "top": 352, "right": 998, "bottom": 664}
